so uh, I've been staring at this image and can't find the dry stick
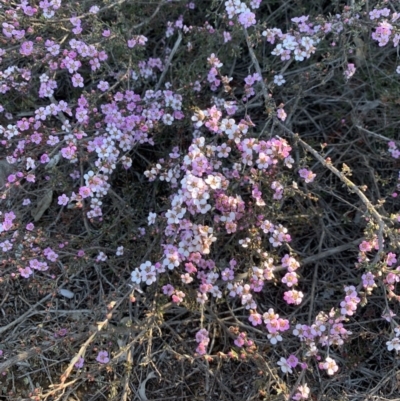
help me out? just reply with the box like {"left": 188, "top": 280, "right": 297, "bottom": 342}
{"left": 74, "top": 0, "right": 183, "bottom": 29}
{"left": 301, "top": 238, "right": 364, "bottom": 265}
{"left": 0, "top": 332, "right": 87, "bottom": 374}
{"left": 0, "top": 346, "right": 45, "bottom": 374}
{"left": 129, "top": 0, "right": 172, "bottom": 31}
{"left": 154, "top": 30, "right": 182, "bottom": 92}
{"left": 243, "top": 29, "right": 270, "bottom": 103}
{"left": 0, "top": 293, "right": 52, "bottom": 336}
{"left": 308, "top": 225, "right": 325, "bottom": 325}
{"left": 356, "top": 124, "right": 400, "bottom": 145}
{"left": 287, "top": 370, "right": 306, "bottom": 401}
{"left": 42, "top": 379, "right": 80, "bottom": 400}
{"left": 0, "top": 271, "right": 84, "bottom": 340}
{"left": 53, "top": 290, "right": 131, "bottom": 387}
{"left": 121, "top": 347, "right": 133, "bottom": 401}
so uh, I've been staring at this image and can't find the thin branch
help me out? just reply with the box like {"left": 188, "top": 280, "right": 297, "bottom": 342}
{"left": 356, "top": 124, "right": 400, "bottom": 145}
{"left": 282, "top": 123, "right": 386, "bottom": 265}
{"left": 155, "top": 30, "right": 182, "bottom": 91}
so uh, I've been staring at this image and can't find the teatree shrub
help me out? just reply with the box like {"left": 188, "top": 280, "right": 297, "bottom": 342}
{"left": 1, "top": 1, "right": 400, "bottom": 399}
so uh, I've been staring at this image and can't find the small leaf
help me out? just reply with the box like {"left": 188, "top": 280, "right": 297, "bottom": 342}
{"left": 59, "top": 289, "right": 74, "bottom": 299}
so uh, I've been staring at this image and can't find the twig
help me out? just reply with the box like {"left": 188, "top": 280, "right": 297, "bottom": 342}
{"left": 130, "top": 0, "right": 169, "bottom": 30}
{"left": 0, "top": 347, "right": 42, "bottom": 374}
{"left": 356, "top": 124, "right": 400, "bottom": 145}
{"left": 54, "top": 290, "right": 131, "bottom": 386}
{"left": 0, "top": 293, "right": 52, "bottom": 336}
{"left": 243, "top": 29, "right": 269, "bottom": 102}
{"left": 287, "top": 370, "right": 306, "bottom": 401}
{"left": 308, "top": 224, "right": 325, "bottom": 324}
{"left": 155, "top": 30, "right": 182, "bottom": 91}
{"left": 121, "top": 346, "right": 133, "bottom": 401}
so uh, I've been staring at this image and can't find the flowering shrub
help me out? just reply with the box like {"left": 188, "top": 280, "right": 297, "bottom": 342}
{"left": 1, "top": 0, "right": 400, "bottom": 400}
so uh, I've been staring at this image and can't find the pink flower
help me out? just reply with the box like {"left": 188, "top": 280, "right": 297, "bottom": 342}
{"left": 26, "top": 174, "right": 36, "bottom": 183}
{"left": 26, "top": 223, "right": 34, "bottom": 231}
{"left": 96, "top": 351, "right": 110, "bottom": 364}
{"left": 89, "top": 5, "right": 100, "bottom": 14}
{"left": 287, "top": 354, "right": 299, "bottom": 368}
{"left": 238, "top": 11, "right": 256, "bottom": 28}
{"left": 196, "top": 342, "right": 207, "bottom": 355}
{"left": 195, "top": 328, "right": 209, "bottom": 355}
{"left": 249, "top": 312, "right": 262, "bottom": 326}
{"left": 277, "top": 108, "right": 287, "bottom": 121}
{"left": 40, "top": 154, "right": 50, "bottom": 163}
{"left": 299, "top": 168, "right": 316, "bottom": 183}
{"left": 97, "top": 80, "right": 109, "bottom": 92}
{"left": 359, "top": 241, "right": 372, "bottom": 252}
{"left": 71, "top": 73, "right": 84, "bottom": 88}
{"left": 20, "top": 266, "right": 33, "bottom": 278}
{"left": 283, "top": 290, "right": 304, "bottom": 305}
{"left": 162, "top": 284, "right": 175, "bottom": 296}
{"left": 20, "top": 41, "right": 34, "bottom": 56}
{"left": 58, "top": 194, "right": 69, "bottom": 206}
{"left": 79, "top": 186, "right": 92, "bottom": 199}
{"left": 292, "top": 384, "right": 310, "bottom": 400}
{"left": 282, "top": 272, "right": 298, "bottom": 287}
{"left": 386, "top": 252, "right": 397, "bottom": 266}
{"left": 7, "top": 174, "right": 16, "bottom": 183}
{"left": 74, "top": 356, "right": 84, "bottom": 368}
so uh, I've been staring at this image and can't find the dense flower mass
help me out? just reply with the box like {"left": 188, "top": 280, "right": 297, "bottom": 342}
{"left": 0, "top": 1, "right": 400, "bottom": 399}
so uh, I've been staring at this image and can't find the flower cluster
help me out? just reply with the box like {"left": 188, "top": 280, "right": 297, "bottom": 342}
{"left": 2, "top": 2, "right": 400, "bottom": 399}
{"left": 264, "top": 16, "right": 320, "bottom": 62}
{"left": 195, "top": 329, "right": 210, "bottom": 355}
{"left": 224, "top": 0, "right": 261, "bottom": 29}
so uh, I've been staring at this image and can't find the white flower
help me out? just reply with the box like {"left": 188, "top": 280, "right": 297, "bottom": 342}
{"left": 277, "top": 357, "right": 292, "bottom": 373}
{"left": 148, "top": 212, "right": 157, "bottom": 225}
{"left": 273, "top": 74, "right": 285, "bottom": 86}
{"left": 89, "top": 5, "right": 100, "bottom": 13}
{"left": 131, "top": 268, "right": 142, "bottom": 284}
{"left": 387, "top": 337, "right": 400, "bottom": 352}
{"left": 323, "top": 357, "right": 338, "bottom": 375}
{"left": 268, "top": 332, "right": 282, "bottom": 345}
{"left": 96, "top": 251, "right": 107, "bottom": 262}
